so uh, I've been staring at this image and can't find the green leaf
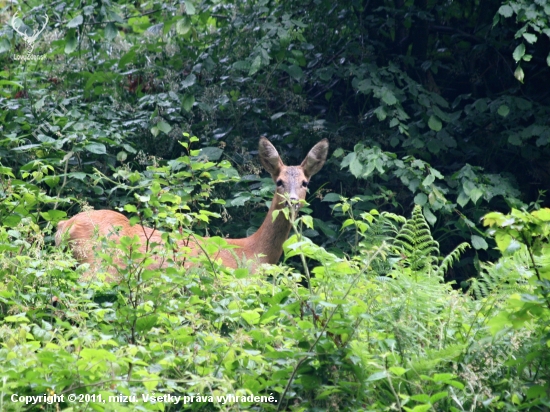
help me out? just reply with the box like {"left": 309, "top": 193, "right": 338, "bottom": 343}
{"left": 43, "top": 176, "right": 59, "bottom": 188}
{"left": 423, "top": 206, "right": 437, "bottom": 225}
{"left": 271, "top": 112, "right": 286, "bottom": 120}
{"left": 181, "top": 73, "right": 196, "bottom": 88}
{"left": 422, "top": 174, "right": 435, "bottom": 187}
{"left": 0, "top": 80, "right": 23, "bottom": 88}
{"left": 430, "top": 391, "right": 449, "bottom": 404}
{"left": 411, "top": 394, "right": 430, "bottom": 403}
{"left": 409, "top": 405, "right": 432, "bottom": 412}
{"left": 3, "top": 215, "right": 21, "bottom": 227}
{"left": 322, "top": 193, "right": 341, "bottom": 202}
{"left": 68, "top": 172, "right": 87, "bottom": 180}
{"left": 469, "top": 188, "right": 484, "bottom": 204}
{"left": 233, "top": 60, "right": 250, "bottom": 71}
{"left": 176, "top": 18, "right": 191, "bottom": 35}
{"left": 136, "top": 315, "right": 158, "bottom": 332}
{"left": 497, "top": 105, "right": 510, "bottom": 117}
{"left": 473, "top": 99, "right": 488, "bottom": 112}
{"left": 414, "top": 193, "right": 428, "bottom": 206}
{"left": 532, "top": 208, "right": 550, "bottom": 221}
{"left": 367, "top": 371, "right": 388, "bottom": 381}
{"left": 128, "top": 16, "right": 151, "bottom": 33}
{"left": 389, "top": 367, "right": 407, "bottom": 376}
{"left": 374, "top": 106, "right": 387, "bottom": 121}
{"left": 40, "top": 210, "right": 67, "bottom": 221}
{"left": 0, "top": 39, "right": 10, "bottom": 54}
{"left": 34, "top": 97, "right": 45, "bottom": 111}
{"left": 249, "top": 55, "right": 262, "bottom": 75}
{"left": 432, "top": 105, "right": 452, "bottom": 122}
{"left": 448, "top": 380, "right": 464, "bottom": 390}
{"left": 65, "top": 35, "right": 77, "bottom": 54}
{"left": 349, "top": 156, "right": 364, "bottom": 177}
{"left": 513, "top": 44, "right": 525, "bottom": 62}
{"left": 241, "top": 310, "right": 260, "bottom": 325}
{"left": 381, "top": 87, "right": 398, "bottom": 105}
{"left": 182, "top": 94, "right": 195, "bottom": 112}
{"left": 316, "top": 387, "right": 341, "bottom": 400}
{"left": 84, "top": 143, "right": 107, "bottom": 154}
{"left": 522, "top": 33, "right": 537, "bottom": 44}
{"left": 508, "top": 133, "right": 522, "bottom": 145}
{"left": 332, "top": 148, "right": 344, "bottom": 158}
{"left": 287, "top": 65, "right": 303, "bottom": 80}
{"left": 200, "top": 147, "right": 223, "bottom": 160}
{"left": 471, "top": 235, "right": 488, "bottom": 250}
{"left": 4, "top": 315, "right": 30, "bottom": 323}
{"left": 428, "top": 115, "right": 442, "bottom": 131}
{"left": 157, "top": 121, "right": 172, "bottom": 134}
{"left": 119, "top": 50, "right": 136, "bottom": 68}
{"left": 301, "top": 215, "right": 314, "bottom": 229}
{"left": 67, "top": 15, "right": 84, "bottom": 28}
{"left": 117, "top": 151, "right": 127, "bottom": 162}
{"left": 494, "top": 232, "right": 512, "bottom": 253}
{"left": 488, "top": 310, "right": 511, "bottom": 333}
{"left": 184, "top": 0, "right": 196, "bottom": 15}
{"left": 105, "top": 23, "right": 118, "bottom": 41}
{"left": 432, "top": 373, "right": 455, "bottom": 382}
{"left": 498, "top": 4, "right": 513, "bottom": 17}
{"left": 526, "top": 385, "right": 546, "bottom": 400}
{"left": 514, "top": 66, "right": 525, "bottom": 83}
{"left": 505, "top": 238, "right": 521, "bottom": 254}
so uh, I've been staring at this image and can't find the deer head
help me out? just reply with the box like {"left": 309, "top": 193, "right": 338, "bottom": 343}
{"left": 259, "top": 137, "right": 329, "bottom": 211}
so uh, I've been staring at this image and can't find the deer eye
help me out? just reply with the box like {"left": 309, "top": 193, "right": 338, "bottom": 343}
{"left": 276, "top": 179, "right": 284, "bottom": 187}
{"left": 302, "top": 181, "right": 309, "bottom": 187}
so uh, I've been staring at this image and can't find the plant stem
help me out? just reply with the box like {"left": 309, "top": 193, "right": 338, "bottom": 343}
{"left": 277, "top": 243, "right": 387, "bottom": 411}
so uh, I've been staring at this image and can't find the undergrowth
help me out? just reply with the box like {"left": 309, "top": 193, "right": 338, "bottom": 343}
{"left": 1, "top": 194, "right": 549, "bottom": 410}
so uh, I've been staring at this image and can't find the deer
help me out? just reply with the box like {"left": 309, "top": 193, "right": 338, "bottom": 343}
{"left": 55, "top": 137, "right": 329, "bottom": 280}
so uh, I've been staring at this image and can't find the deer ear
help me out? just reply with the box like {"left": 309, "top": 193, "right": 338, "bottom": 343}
{"left": 301, "top": 139, "right": 329, "bottom": 178}
{"left": 259, "top": 137, "right": 284, "bottom": 177}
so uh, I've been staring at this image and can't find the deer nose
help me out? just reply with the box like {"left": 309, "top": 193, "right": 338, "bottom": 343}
{"left": 288, "top": 195, "right": 300, "bottom": 210}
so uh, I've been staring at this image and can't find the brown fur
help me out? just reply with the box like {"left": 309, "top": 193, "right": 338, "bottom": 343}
{"left": 56, "top": 138, "right": 328, "bottom": 280}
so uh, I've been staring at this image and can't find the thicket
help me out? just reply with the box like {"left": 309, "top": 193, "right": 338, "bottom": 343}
{"left": 1, "top": 0, "right": 550, "bottom": 410}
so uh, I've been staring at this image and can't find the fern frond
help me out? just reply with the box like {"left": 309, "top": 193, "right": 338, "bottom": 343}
{"left": 380, "top": 212, "right": 407, "bottom": 227}
{"left": 470, "top": 245, "right": 531, "bottom": 299}
{"left": 355, "top": 211, "right": 406, "bottom": 276}
{"left": 392, "top": 205, "right": 468, "bottom": 279}
{"left": 362, "top": 212, "right": 404, "bottom": 246}
{"left": 436, "top": 242, "right": 470, "bottom": 278}
{"left": 393, "top": 205, "right": 439, "bottom": 273}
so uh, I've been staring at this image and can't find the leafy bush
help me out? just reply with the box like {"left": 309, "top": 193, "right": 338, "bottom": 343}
{"left": 3, "top": 174, "right": 550, "bottom": 409}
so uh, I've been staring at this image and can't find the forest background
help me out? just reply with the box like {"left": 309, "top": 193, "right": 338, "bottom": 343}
{"left": 1, "top": 0, "right": 550, "bottom": 410}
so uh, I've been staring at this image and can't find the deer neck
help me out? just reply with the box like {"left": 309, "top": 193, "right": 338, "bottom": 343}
{"left": 247, "top": 195, "right": 293, "bottom": 264}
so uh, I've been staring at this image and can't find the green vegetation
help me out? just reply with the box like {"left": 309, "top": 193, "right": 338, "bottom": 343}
{"left": 1, "top": 0, "right": 550, "bottom": 410}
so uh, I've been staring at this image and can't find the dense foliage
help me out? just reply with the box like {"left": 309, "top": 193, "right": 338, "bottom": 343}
{"left": 1, "top": 0, "right": 550, "bottom": 410}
